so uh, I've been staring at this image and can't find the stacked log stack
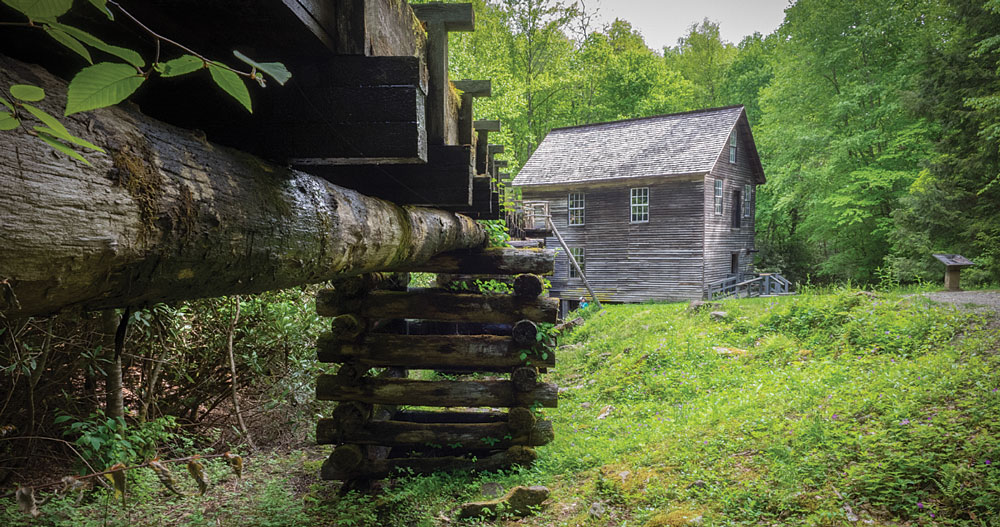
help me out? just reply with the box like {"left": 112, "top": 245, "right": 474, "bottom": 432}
{"left": 315, "top": 248, "right": 558, "bottom": 484}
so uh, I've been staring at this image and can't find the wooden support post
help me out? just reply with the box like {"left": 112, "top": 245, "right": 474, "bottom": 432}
{"left": 475, "top": 120, "right": 500, "bottom": 174}
{"left": 316, "top": 376, "right": 559, "bottom": 407}
{"left": 411, "top": 3, "right": 475, "bottom": 145}
{"left": 453, "top": 80, "right": 492, "bottom": 145}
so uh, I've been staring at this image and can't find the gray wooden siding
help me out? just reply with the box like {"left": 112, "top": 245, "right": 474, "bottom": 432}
{"left": 702, "top": 127, "right": 758, "bottom": 291}
{"left": 522, "top": 178, "right": 705, "bottom": 303}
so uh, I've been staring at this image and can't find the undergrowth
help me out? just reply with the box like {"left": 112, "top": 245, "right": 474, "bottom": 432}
{"left": 4, "top": 288, "right": 998, "bottom": 526}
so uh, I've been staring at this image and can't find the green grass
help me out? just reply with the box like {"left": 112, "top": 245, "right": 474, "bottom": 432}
{"left": 5, "top": 288, "right": 999, "bottom": 526}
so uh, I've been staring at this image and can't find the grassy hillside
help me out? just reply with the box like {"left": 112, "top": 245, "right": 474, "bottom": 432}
{"left": 5, "top": 289, "right": 999, "bottom": 526}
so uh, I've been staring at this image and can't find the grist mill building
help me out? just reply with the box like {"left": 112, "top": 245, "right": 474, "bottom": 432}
{"left": 512, "top": 105, "right": 767, "bottom": 308}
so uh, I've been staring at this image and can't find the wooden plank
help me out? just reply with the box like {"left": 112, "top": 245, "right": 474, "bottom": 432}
{"left": 488, "top": 144, "right": 505, "bottom": 155}
{"left": 317, "top": 333, "right": 555, "bottom": 370}
{"left": 316, "top": 289, "right": 559, "bottom": 323}
{"left": 322, "top": 446, "right": 536, "bottom": 480}
{"left": 390, "top": 248, "right": 555, "bottom": 275}
{"left": 410, "top": 3, "right": 476, "bottom": 31}
{"left": 316, "top": 418, "right": 554, "bottom": 447}
{"left": 452, "top": 80, "right": 492, "bottom": 97}
{"left": 306, "top": 145, "right": 473, "bottom": 206}
{"left": 495, "top": 160, "right": 509, "bottom": 168}
{"left": 315, "top": 376, "right": 558, "bottom": 407}
{"left": 453, "top": 80, "right": 492, "bottom": 145}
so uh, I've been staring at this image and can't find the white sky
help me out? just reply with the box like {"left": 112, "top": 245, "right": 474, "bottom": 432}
{"left": 588, "top": 0, "right": 793, "bottom": 50}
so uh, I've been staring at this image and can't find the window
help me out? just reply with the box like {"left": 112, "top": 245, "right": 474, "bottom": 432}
{"left": 732, "top": 190, "right": 742, "bottom": 228}
{"left": 714, "top": 179, "right": 723, "bottom": 215}
{"left": 568, "top": 192, "right": 585, "bottom": 226}
{"left": 743, "top": 184, "right": 752, "bottom": 219}
{"left": 569, "top": 247, "right": 585, "bottom": 278}
{"left": 729, "top": 129, "right": 738, "bottom": 164}
{"left": 630, "top": 187, "right": 649, "bottom": 223}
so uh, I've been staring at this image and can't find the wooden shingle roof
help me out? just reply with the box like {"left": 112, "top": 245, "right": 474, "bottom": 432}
{"left": 513, "top": 105, "right": 763, "bottom": 187}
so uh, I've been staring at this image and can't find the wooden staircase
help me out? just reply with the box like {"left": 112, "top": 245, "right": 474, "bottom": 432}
{"left": 314, "top": 248, "right": 558, "bottom": 487}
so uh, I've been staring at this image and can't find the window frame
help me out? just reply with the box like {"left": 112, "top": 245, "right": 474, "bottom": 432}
{"left": 567, "top": 192, "right": 585, "bottom": 226}
{"left": 729, "top": 129, "right": 738, "bottom": 164}
{"left": 743, "top": 184, "right": 752, "bottom": 219}
{"left": 630, "top": 187, "right": 649, "bottom": 223}
{"left": 714, "top": 179, "right": 724, "bottom": 215}
{"left": 568, "top": 247, "right": 585, "bottom": 278}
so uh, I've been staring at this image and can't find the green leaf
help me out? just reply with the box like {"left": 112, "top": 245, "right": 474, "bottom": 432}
{"left": 157, "top": 54, "right": 204, "bottom": 77}
{"left": 10, "top": 84, "right": 45, "bottom": 102}
{"left": 2, "top": 0, "right": 71, "bottom": 19}
{"left": 233, "top": 50, "right": 292, "bottom": 86}
{"left": 86, "top": 0, "right": 113, "bottom": 19}
{"left": 0, "top": 96, "right": 12, "bottom": 111}
{"left": 51, "top": 23, "right": 144, "bottom": 68}
{"left": 65, "top": 62, "right": 145, "bottom": 116}
{"left": 0, "top": 112, "right": 19, "bottom": 131}
{"left": 209, "top": 63, "right": 252, "bottom": 113}
{"left": 45, "top": 26, "right": 92, "bottom": 64}
{"left": 35, "top": 125, "right": 104, "bottom": 152}
{"left": 36, "top": 132, "right": 91, "bottom": 165}
{"left": 53, "top": 415, "right": 73, "bottom": 424}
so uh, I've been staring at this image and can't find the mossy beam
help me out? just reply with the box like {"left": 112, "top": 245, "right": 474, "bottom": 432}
{"left": 0, "top": 54, "right": 486, "bottom": 318}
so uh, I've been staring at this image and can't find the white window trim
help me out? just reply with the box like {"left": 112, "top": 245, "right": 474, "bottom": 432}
{"left": 729, "top": 129, "right": 738, "bottom": 164}
{"left": 743, "top": 184, "right": 752, "bottom": 219}
{"left": 714, "top": 179, "right": 723, "bottom": 215}
{"left": 568, "top": 192, "right": 585, "bottom": 226}
{"left": 630, "top": 187, "right": 649, "bottom": 223}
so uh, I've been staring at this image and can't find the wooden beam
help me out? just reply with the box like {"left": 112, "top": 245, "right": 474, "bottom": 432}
{"left": 316, "top": 289, "right": 559, "bottom": 323}
{"left": 394, "top": 410, "right": 507, "bottom": 424}
{"left": 475, "top": 120, "right": 502, "bottom": 132}
{"left": 453, "top": 80, "right": 492, "bottom": 145}
{"left": 488, "top": 144, "right": 505, "bottom": 155}
{"left": 315, "top": 376, "right": 559, "bottom": 407}
{"left": 410, "top": 3, "right": 476, "bottom": 31}
{"left": 305, "top": 145, "right": 473, "bottom": 206}
{"left": 452, "top": 79, "right": 492, "bottom": 97}
{"left": 317, "top": 418, "right": 553, "bottom": 447}
{"left": 322, "top": 446, "right": 536, "bottom": 480}
{"left": 390, "top": 248, "right": 555, "bottom": 275}
{"left": 495, "top": 160, "right": 509, "bottom": 168}
{"left": 317, "top": 334, "right": 555, "bottom": 370}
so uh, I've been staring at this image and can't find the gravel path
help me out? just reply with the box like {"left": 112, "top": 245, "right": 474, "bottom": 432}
{"left": 919, "top": 290, "right": 1000, "bottom": 313}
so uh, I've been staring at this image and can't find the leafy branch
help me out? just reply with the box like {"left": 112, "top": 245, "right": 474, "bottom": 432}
{"left": 0, "top": 0, "right": 291, "bottom": 162}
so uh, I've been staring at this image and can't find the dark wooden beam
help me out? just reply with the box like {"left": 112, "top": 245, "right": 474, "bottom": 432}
{"left": 412, "top": 3, "right": 475, "bottom": 145}
{"left": 390, "top": 248, "right": 555, "bottom": 275}
{"left": 322, "top": 446, "right": 536, "bottom": 480}
{"left": 304, "top": 145, "right": 473, "bottom": 206}
{"left": 315, "top": 376, "right": 559, "bottom": 407}
{"left": 488, "top": 144, "right": 505, "bottom": 155}
{"left": 317, "top": 333, "right": 555, "bottom": 370}
{"left": 495, "top": 160, "right": 509, "bottom": 168}
{"left": 474, "top": 120, "right": 502, "bottom": 132}
{"left": 316, "top": 417, "right": 554, "bottom": 447}
{"left": 453, "top": 80, "right": 492, "bottom": 145}
{"left": 316, "top": 289, "right": 559, "bottom": 323}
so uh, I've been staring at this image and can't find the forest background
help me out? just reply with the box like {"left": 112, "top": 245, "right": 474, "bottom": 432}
{"left": 434, "top": 0, "right": 1000, "bottom": 286}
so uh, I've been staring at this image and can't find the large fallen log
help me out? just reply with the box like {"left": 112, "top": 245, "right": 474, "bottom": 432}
{"left": 0, "top": 55, "right": 486, "bottom": 318}
{"left": 316, "top": 333, "right": 556, "bottom": 370}
{"left": 315, "top": 376, "right": 559, "bottom": 408}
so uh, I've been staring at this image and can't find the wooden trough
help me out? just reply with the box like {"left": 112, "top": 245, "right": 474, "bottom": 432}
{"left": 315, "top": 248, "right": 557, "bottom": 486}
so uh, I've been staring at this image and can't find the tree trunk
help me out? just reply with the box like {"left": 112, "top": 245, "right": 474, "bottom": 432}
{"left": 101, "top": 310, "right": 124, "bottom": 421}
{"left": 0, "top": 54, "right": 486, "bottom": 319}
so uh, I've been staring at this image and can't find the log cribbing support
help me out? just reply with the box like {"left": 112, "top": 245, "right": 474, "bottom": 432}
{"left": 411, "top": 3, "right": 475, "bottom": 145}
{"left": 314, "top": 246, "right": 558, "bottom": 482}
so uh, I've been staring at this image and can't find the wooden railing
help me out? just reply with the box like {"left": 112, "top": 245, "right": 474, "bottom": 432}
{"left": 707, "top": 273, "right": 793, "bottom": 299}
{"left": 505, "top": 200, "right": 551, "bottom": 239}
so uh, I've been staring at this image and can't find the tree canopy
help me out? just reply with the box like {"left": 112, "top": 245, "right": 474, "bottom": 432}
{"left": 436, "top": 0, "right": 1000, "bottom": 285}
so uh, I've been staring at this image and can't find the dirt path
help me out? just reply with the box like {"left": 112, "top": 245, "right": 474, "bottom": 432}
{"left": 919, "top": 290, "right": 1000, "bottom": 313}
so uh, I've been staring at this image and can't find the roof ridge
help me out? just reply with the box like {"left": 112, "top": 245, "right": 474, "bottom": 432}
{"left": 548, "top": 105, "right": 745, "bottom": 133}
